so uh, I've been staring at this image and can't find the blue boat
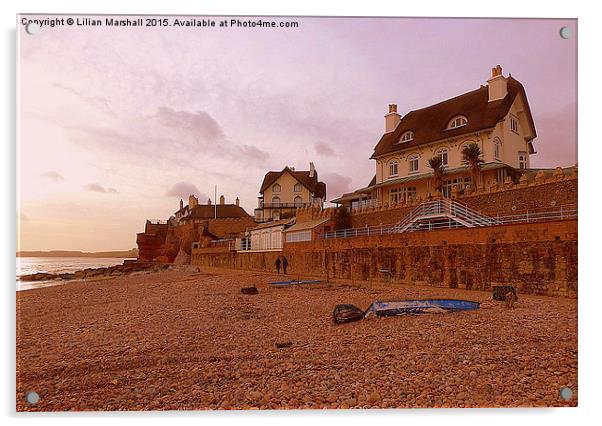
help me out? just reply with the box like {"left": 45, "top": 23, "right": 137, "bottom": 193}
{"left": 364, "top": 299, "right": 480, "bottom": 317}
{"left": 269, "top": 279, "right": 322, "bottom": 286}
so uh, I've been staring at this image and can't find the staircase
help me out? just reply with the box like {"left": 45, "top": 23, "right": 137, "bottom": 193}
{"left": 389, "top": 199, "right": 500, "bottom": 233}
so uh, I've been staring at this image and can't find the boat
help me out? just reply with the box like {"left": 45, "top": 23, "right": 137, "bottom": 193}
{"left": 364, "top": 299, "right": 480, "bottom": 317}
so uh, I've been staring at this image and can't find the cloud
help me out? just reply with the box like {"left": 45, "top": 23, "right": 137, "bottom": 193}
{"left": 165, "top": 182, "right": 209, "bottom": 202}
{"left": 53, "top": 83, "right": 116, "bottom": 118}
{"left": 237, "top": 144, "right": 270, "bottom": 162}
{"left": 155, "top": 107, "right": 225, "bottom": 142}
{"left": 314, "top": 141, "right": 335, "bottom": 156}
{"left": 322, "top": 172, "right": 353, "bottom": 200}
{"left": 40, "top": 171, "right": 64, "bottom": 181}
{"left": 65, "top": 109, "right": 269, "bottom": 171}
{"left": 84, "top": 183, "right": 119, "bottom": 194}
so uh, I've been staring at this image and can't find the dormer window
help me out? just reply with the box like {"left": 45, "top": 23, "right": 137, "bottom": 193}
{"left": 447, "top": 115, "right": 468, "bottom": 130}
{"left": 399, "top": 131, "right": 414, "bottom": 143}
{"left": 272, "top": 183, "right": 281, "bottom": 193}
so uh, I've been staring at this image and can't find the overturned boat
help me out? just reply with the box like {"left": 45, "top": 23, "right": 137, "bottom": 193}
{"left": 364, "top": 299, "right": 480, "bottom": 318}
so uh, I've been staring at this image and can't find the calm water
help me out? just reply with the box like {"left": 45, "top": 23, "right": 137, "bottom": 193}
{"left": 16, "top": 257, "right": 135, "bottom": 291}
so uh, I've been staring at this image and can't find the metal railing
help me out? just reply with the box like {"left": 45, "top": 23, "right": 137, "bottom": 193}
{"left": 388, "top": 199, "right": 499, "bottom": 233}
{"left": 319, "top": 204, "right": 577, "bottom": 240}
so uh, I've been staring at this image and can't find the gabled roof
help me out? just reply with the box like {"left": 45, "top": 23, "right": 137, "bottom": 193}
{"left": 251, "top": 217, "right": 295, "bottom": 230}
{"left": 184, "top": 204, "right": 252, "bottom": 220}
{"left": 371, "top": 76, "right": 537, "bottom": 159}
{"left": 259, "top": 166, "right": 326, "bottom": 198}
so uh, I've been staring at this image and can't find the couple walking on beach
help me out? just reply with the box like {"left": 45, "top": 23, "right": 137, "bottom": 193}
{"left": 275, "top": 256, "right": 288, "bottom": 274}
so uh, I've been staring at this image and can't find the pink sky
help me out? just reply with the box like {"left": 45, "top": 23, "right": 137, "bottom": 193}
{"left": 18, "top": 16, "right": 577, "bottom": 251}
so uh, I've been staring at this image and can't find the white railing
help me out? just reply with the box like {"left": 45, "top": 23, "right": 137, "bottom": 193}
{"left": 319, "top": 204, "right": 577, "bottom": 240}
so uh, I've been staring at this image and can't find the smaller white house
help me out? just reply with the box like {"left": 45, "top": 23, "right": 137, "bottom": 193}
{"left": 240, "top": 218, "right": 295, "bottom": 251}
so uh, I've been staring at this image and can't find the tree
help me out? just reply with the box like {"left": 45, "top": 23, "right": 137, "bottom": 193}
{"left": 427, "top": 156, "right": 445, "bottom": 196}
{"left": 461, "top": 143, "right": 484, "bottom": 190}
{"left": 334, "top": 205, "right": 352, "bottom": 230}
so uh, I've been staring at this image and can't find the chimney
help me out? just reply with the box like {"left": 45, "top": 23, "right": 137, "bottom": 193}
{"left": 384, "top": 103, "right": 401, "bottom": 133}
{"left": 487, "top": 65, "right": 508, "bottom": 102}
{"left": 188, "top": 194, "right": 198, "bottom": 208}
{"left": 219, "top": 195, "right": 225, "bottom": 205}
{"left": 179, "top": 199, "right": 183, "bottom": 210}
{"left": 309, "top": 161, "right": 315, "bottom": 178}
{"left": 235, "top": 197, "right": 240, "bottom": 206}
{"left": 207, "top": 198, "right": 212, "bottom": 205}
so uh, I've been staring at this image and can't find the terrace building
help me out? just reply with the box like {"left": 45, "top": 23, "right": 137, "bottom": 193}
{"left": 333, "top": 65, "right": 537, "bottom": 209}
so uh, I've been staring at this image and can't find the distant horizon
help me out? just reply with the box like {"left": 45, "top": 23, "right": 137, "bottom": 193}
{"left": 17, "top": 248, "right": 138, "bottom": 257}
{"left": 18, "top": 15, "right": 577, "bottom": 251}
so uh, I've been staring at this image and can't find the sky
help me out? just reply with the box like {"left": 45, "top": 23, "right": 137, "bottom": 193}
{"left": 17, "top": 16, "right": 577, "bottom": 251}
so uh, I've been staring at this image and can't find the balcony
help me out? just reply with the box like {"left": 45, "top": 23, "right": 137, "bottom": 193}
{"left": 256, "top": 203, "right": 310, "bottom": 209}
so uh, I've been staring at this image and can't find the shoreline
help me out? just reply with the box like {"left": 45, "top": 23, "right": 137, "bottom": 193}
{"left": 16, "top": 267, "right": 577, "bottom": 410}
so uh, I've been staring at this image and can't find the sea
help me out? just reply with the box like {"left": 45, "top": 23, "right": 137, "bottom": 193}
{"left": 16, "top": 257, "right": 135, "bottom": 291}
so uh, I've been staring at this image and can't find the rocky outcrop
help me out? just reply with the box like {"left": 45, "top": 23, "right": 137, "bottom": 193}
{"left": 19, "top": 262, "right": 171, "bottom": 282}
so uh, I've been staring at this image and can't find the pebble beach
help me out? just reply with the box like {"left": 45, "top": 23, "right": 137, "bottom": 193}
{"left": 16, "top": 267, "right": 578, "bottom": 411}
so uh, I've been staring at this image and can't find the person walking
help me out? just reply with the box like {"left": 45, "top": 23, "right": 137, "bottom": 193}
{"left": 282, "top": 256, "right": 288, "bottom": 275}
{"left": 275, "top": 257, "right": 281, "bottom": 274}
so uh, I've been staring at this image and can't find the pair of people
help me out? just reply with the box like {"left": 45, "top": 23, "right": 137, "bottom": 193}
{"left": 275, "top": 256, "right": 288, "bottom": 274}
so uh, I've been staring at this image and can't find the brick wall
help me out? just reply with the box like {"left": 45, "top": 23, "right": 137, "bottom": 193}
{"left": 191, "top": 219, "right": 577, "bottom": 298}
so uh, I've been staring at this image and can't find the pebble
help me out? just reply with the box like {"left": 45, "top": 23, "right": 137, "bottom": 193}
{"left": 16, "top": 268, "right": 578, "bottom": 411}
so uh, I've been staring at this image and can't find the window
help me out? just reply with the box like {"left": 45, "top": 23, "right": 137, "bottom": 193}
{"left": 408, "top": 155, "right": 419, "bottom": 173}
{"left": 271, "top": 196, "right": 281, "bottom": 206}
{"left": 404, "top": 186, "right": 417, "bottom": 201}
{"left": 388, "top": 160, "right": 399, "bottom": 177}
{"left": 441, "top": 178, "right": 472, "bottom": 198}
{"left": 496, "top": 168, "right": 507, "bottom": 184}
{"left": 518, "top": 151, "right": 527, "bottom": 169}
{"left": 293, "top": 196, "right": 303, "bottom": 207}
{"left": 272, "top": 183, "right": 281, "bottom": 193}
{"left": 493, "top": 138, "right": 501, "bottom": 160}
{"left": 436, "top": 148, "right": 449, "bottom": 167}
{"left": 272, "top": 210, "right": 280, "bottom": 220}
{"left": 447, "top": 115, "right": 468, "bottom": 129}
{"left": 390, "top": 188, "right": 403, "bottom": 204}
{"left": 399, "top": 131, "right": 414, "bottom": 143}
{"left": 293, "top": 183, "right": 302, "bottom": 192}
{"left": 286, "top": 230, "right": 312, "bottom": 243}
{"left": 510, "top": 116, "right": 519, "bottom": 134}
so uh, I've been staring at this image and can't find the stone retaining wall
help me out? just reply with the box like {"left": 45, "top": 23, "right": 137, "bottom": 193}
{"left": 191, "top": 220, "right": 577, "bottom": 298}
